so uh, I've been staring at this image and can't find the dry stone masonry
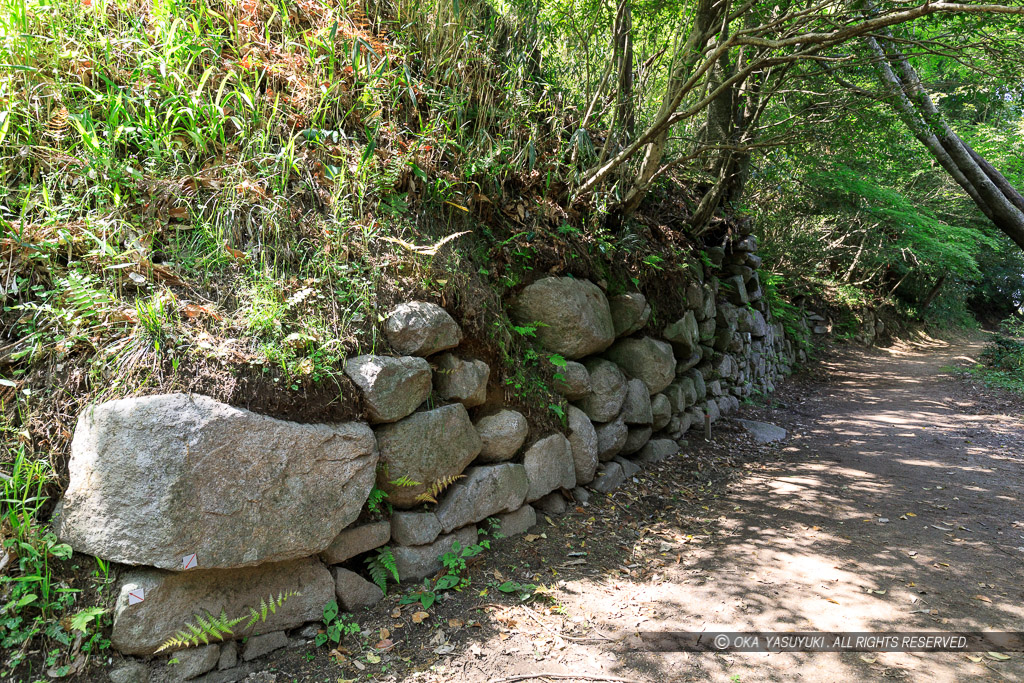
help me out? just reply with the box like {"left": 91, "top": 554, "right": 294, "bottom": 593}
{"left": 53, "top": 230, "right": 804, "bottom": 677}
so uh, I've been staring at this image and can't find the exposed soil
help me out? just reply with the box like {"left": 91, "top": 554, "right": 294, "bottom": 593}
{"left": 96, "top": 333, "right": 1022, "bottom": 683}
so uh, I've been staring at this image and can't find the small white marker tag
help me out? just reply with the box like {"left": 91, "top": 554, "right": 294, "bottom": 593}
{"left": 182, "top": 553, "right": 198, "bottom": 570}
{"left": 127, "top": 588, "right": 145, "bottom": 605}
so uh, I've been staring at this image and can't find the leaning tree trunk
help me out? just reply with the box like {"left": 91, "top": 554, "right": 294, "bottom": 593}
{"left": 867, "top": 36, "right": 1024, "bottom": 252}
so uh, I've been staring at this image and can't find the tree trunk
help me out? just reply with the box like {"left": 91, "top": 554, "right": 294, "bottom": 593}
{"left": 868, "top": 37, "right": 1024, "bottom": 252}
{"left": 919, "top": 274, "right": 947, "bottom": 315}
{"left": 612, "top": 0, "right": 635, "bottom": 143}
{"left": 616, "top": 0, "right": 722, "bottom": 211}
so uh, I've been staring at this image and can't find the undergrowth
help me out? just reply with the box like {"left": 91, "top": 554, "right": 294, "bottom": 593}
{"left": 968, "top": 321, "right": 1024, "bottom": 393}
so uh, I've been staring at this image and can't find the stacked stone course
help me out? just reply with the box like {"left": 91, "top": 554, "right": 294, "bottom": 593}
{"left": 57, "top": 234, "right": 807, "bottom": 677}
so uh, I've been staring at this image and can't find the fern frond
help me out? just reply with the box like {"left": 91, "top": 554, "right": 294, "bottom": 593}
{"left": 365, "top": 547, "right": 399, "bottom": 593}
{"left": 241, "top": 591, "right": 299, "bottom": 630}
{"left": 414, "top": 474, "right": 463, "bottom": 504}
{"left": 366, "top": 486, "right": 389, "bottom": 515}
{"left": 389, "top": 475, "right": 422, "bottom": 488}
{"left": 243, "top": 606, "right": 260, "bottom": 631}
{"left": 156, "top": 610, "right": 243, "bottom": 653}
{"left": 159, "top": 590, "right": 302, "bottom": 653}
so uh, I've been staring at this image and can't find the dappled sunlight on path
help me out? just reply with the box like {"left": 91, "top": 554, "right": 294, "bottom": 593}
{"left": 516, "top": 338, "right": 1021, "bottom": 682}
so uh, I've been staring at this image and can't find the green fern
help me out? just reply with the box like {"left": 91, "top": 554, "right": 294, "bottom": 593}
{"left": 242, "top": 590, "right": 299, "bottom": 630}
{"left": 156, "top": 591, "right": 300, "bottom": 653}
{"left": 389, "top": 475, "right": 422, "bottom": 488}
{"left": 366, "top": 485, "right": 389, "bottom": 515}
{"left": 156, "top": 610, "right": 245, "bottom": 653}
{"left": 365, "top": 547, "right": 399, "bottom": 593}
{"left": 58, "top": 271, "right": 112, "bottom": 330}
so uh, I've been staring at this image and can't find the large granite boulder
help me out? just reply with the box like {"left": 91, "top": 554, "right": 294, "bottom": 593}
{"left": 602, "top": 337, "right": 676, "bottom": 394}
{"left": 566, "top": 405, "right": 599, "bottom": 485}
{"left": 473, "top": 409, "right": 529, "bottom": 463}
{"left": 390, "top": 511, "right": 442, "bottom": 547}
{"left": 590, "top": 462, "right": 625, "bottom": 493}
{"left": 375, "top": 404, "right": 481, "bottom": 508}
{"left": 685, "top": 368, "right": 707, "bottom": 400}
{"left": 554, "top": 361, "right": 591, "bottom": 400}
{"left": 333, "top": 567, "right": 384, "bottom": 611}
{"left": 699, "top": 284, "right": 716, "bottom": 321}
{"left": 392, "top": 526, "right": 478, "bottom": 581}
{"left": 724, "top": 275, "right": 749, "bottom": 305}
{"left": 494, "top": 505, "right": 536, "bottom": 538}
{"left": 575, "top": 358, "right": 627, "bottom": 422}
{"left": 748, "top": 310, "right": 769, "bottom": 338}
{"left": 608, "top": 293, "right": 650, "bottom": 337}
{"left": 737, "top": 419, "right": 787, "bottom": 443}
{"left": 636, "top": 439, "right": 678, "bottom": 465}
{"left": 55, "top": 394, "right": 377, "bottom": 571}
{"left": 595, "top": 417, "right": 628, "bottom": 462}
{"left": 620, "top": 378, "right": 653, "bottom": 425}
{"left": 320, "top": 521, "right": 391, "bottom": 565}
{"left": 435, "top": 464, "right": 529, "bottom": 533}
{"left": 385, "top": 301, "right": 462, "bottom": 356}
{"left": 511, "top": 277, "right": 614, "bottom": 359}
{"left": 651, "top": 394, "right": 671, "bottom": 431}
{"left": 523, "top": 434, "right": 576, "bottom": 502}
{"left": 111, "top": 557, "right": 333, "bottom": 655}
{"left": 433, "top": 354, "right": 489, "bottom": 408}
{"left": 620, "top": 426, "right": 652, "bottom": 455}
{"left": 344, "top": 355, "right": 431, "bottom": 423}
{"left": 664, "top": 311, "right": 699, "bottom": 359}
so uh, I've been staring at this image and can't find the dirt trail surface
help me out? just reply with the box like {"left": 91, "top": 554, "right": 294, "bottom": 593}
{"left": 145, "top": 336, "right": 1023, "bottom": 683}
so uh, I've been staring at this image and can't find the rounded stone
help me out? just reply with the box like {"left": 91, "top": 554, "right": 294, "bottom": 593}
{"left": 385, "top": 301, "right": 462, "bottom": 356}
{"left": 511, "top": 277, "right": 615, "bottom": 359}
{"left": 344, "top": 355, "right": 431, "bottom": 423}
{"left": 474, "top": 409, "right": 529, "bottom": 463}
{"left": 575, "top": 358, "right": 627, "bottom": 422}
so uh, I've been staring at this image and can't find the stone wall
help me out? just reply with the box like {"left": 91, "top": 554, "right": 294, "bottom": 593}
{"left": 55, "top": 232, "right": 801, "bottom": 674}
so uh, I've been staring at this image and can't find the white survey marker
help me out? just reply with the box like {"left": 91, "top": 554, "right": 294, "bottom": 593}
{"left": 127, "top": 588, "right": 145, "bottom": 605}
{"left": 182, "top": 553, "right": 198, "bottom": 570}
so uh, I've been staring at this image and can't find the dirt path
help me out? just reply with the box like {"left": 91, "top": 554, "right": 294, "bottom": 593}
{"left": 595, "top": 334, "right": 1024, "bottom": 682}
{"left": 213, "top": 336, "right": 1024, "bottom": 683}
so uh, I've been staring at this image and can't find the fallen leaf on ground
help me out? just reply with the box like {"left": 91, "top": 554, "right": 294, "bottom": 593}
{"left": 987, "top": 652, "right": 1011, "bottom": 661}
{"left": 412, "top": 611, "right": 429, "bottom": 624}
{"left": 972, "top": 595, "right": 992, "bottom": 603}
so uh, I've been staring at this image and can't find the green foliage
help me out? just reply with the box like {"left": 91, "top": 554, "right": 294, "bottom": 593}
{"left": 399, "top": 525, "right": 495, "bottom": 609}
{"left": 365, "top": 485, "right": 390, "bottom": 516}
{"left": 0, "top": 445, "right": 80, "bottom": 676}
{"left": 365, "top": 547, "right": 399, "bottom": 594}
{"left": 314, "top": 601, "right": 360, "bottom": 648}
{"left": 156, "top": 591, "right": 299, "bottom": 653}
{"left": 388, "top": 475, "right": 422, "bottom": 488}
{"left": 69, "top": 607, "right": 107, "bottom": 635}
{"left": 495, "top": 580, "right": 541, "bottom": 601}
{"left": 761, "top": 273, "right": 810, "bottom": 353}
{"left": 968, "top": 329, "right": 1024, "bottom": 393}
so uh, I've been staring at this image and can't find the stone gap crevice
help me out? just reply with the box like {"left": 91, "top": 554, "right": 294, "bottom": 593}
{"left": 55, "top": 233, "right": 814, "bottom": 675}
